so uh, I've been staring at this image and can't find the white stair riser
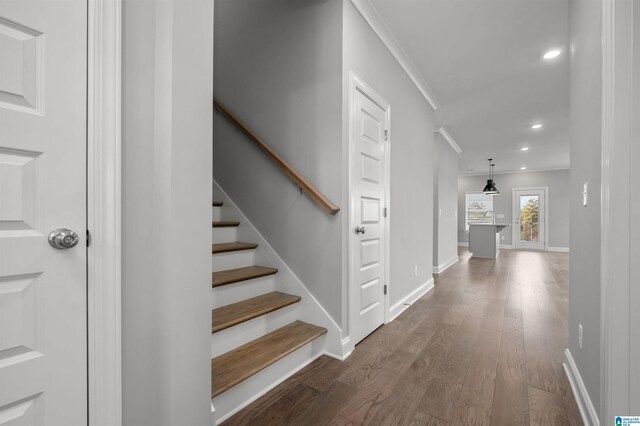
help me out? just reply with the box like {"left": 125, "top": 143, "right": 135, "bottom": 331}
{"left": 212, "top": 250, "right": 255, "bottom": 272}
{"left": 212, "top": 276, "right": 276, "bottom": 308}
{"left": 212, "top": 227, "right": 237, "bottom": 244}
{"left": 212, "top": 206, "right": 222, "bottom": 221}
{"left": 212, "top": 338, "right": 325, "bottom": 424}
{"left": 211, "top": 304, "right": 299, "bottom": 358}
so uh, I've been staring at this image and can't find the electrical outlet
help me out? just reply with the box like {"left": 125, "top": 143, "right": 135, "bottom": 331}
{"left": 414, "top": 265, "right": 418, "bottom": 276}
{"left": 583, "top": 183, "right": 588, "bottom": 206}
{"left": 578, "top": 324, "right": 584, "bottom": 349}
{"left": 501, "top": 235, "right": 505, "bottom": 241}
{"left": 439, "top": 208, "right": 442, "bottom": 216}
{"left": 454, "top": 211, "right": 457, "bottom": 217}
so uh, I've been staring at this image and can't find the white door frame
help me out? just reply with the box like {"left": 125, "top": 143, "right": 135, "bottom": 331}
{"left": 348, "top": 72, "right": 391, "bottom": 348}
{"left": 87, "top": 1, "right": 122, "bottom": 425}
{"left": 511, "top": 186, "right": 549, "bottom": 250}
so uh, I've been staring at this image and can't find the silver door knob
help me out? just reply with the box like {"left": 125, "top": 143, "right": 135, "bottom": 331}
{"left": 48, "top": 228, "right": 80, "bottom": 249}
{"left": 355, "top": 226, "right": 366, "bottom": 235}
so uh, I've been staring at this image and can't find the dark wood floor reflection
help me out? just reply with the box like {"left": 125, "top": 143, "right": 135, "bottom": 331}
{"left": 223, "top": 248, "right": 582, "bottom": 425}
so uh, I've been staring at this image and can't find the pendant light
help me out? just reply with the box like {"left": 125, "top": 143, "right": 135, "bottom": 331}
{"left": 482, "top": 159, "right": 499, "bottom": 194}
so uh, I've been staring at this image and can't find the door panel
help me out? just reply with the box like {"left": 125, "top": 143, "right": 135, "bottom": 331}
{"left": 0, "top": 1, "right": 87, "bottom": 424}
{"left": 514, "top": 189, "right": 545, "bottom": 250}
{"left": 352, "top": 87, "right": 387, "bottom": 345}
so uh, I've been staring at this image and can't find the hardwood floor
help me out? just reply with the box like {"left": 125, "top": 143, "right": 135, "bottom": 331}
{"left": 222, "top": 248, "right": 583, "bottom": 425}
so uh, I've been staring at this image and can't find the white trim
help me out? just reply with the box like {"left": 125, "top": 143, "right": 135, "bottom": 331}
{"left": 387, "top": 278, "right": 434, "bottom": 322}
{"left": 435, "top": 127, "right": 462, "bottom": 154}
{"left": 458, "top": 242, "right": 469, "bottom": 247}
{"left": 334, "top": 337, "right": 353, "bottom": 361}
{"left": 547, "top": 246, "right": 570, "bottom": 253}
{"left": 600, "top": 0, "right": 634, "bottom": 421}
{"left": 511, "top": 187, "right": 549, "bottom": 251}
{"left": 348, "top": 72, "right": 392, "bottom": 345}
{"left": 499, "top": 244, "right": 514, "bottom": 250}
{"left": 564, "top": 349, "right": 600, "bottom": 426}
{"left": 87, "top": 1, "right": 122, "bottom": 426}
{"left": 349, "top": 0, "right": 440, "bottom": 110}
{"left": 433, "top": 255, "right": 459, "bottom": 274}
{"left": 459, "top": 166, "right": 570, "bottom": 177}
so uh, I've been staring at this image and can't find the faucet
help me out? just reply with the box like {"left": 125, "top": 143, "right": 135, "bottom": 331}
{"left": 483, "top": 210, "right": 496, "bottom": 224}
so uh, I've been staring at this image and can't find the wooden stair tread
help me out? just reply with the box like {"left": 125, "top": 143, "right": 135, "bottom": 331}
{"left": 213, "top": 201, "right": 223, "bottom": 207}
{"left": 212, "top": 265, "right": 278, "bottom": 287}
{"left": 211, "top": 320, "right": 327, "bottom": 398}
{"left": 212, "top": 292, "right": 301, "bottom": 333}
{"left": 212, "top": 221, "right": 240, "bottom": 228}
{"left": 212, "top": 242, "right": 258, "bottom": 254}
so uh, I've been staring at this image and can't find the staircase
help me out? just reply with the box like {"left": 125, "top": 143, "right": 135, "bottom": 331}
{"left": 211, "top": 197, "right": 327, "bottom": 422}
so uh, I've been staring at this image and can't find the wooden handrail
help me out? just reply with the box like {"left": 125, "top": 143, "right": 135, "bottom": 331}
{"left": 214, "top": 100, "right": 340, "bottom": 216}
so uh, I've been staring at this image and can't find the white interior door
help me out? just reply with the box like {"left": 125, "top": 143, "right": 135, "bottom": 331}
{"left": 350, "top": 82, "right": 388, "bottom": 345}
{"left": 513, "top": 188, "right": 545, "bottom": 250}
{"left": 0, "top": 1, "right": 87, "bottom": 424}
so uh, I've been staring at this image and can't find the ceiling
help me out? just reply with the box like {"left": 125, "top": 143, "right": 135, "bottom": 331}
{"left": 369, "top": 0, "right": 570, "bottom": 175}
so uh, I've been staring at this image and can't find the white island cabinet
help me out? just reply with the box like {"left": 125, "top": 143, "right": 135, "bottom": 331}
{"left": 469, "top": 224, "right": 510, "bottom": 258}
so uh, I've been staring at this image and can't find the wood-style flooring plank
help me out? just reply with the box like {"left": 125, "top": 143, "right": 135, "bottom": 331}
{"left": 211, "top": 320, "right": 326, "bottom": 398}
{"left": 212, "top": 220, "right": 240, "bottom": 228}
{"left": 528, "top": 386, "right": 570, "bottom": 426}
{"left": 212, "top": 291, "right": 300, "bottom": 333}
{"left": 212, "top": 242, "right": 258, "bottom": 255}
{"left": 212, "top": 265, "right": 277, "bottom": 288}
{"left": 490, "top": 364, "right": 529, "bottom": 426}
{"left": 449, "top": 327, "right": 501, "bottom": 425}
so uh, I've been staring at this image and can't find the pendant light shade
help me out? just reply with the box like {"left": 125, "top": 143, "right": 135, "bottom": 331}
{"left": 483, "top": 159, "right": 499, "bottom": 195}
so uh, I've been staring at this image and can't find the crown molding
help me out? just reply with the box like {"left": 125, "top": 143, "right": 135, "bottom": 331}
{"left": 458, "top": 166, "right": 570, "bottom": 177}
{"left": 350, "top": 0, "right": 440, "bottom": 110}
{"left": 435, "top": 127, "right": 462, "bottom": 154}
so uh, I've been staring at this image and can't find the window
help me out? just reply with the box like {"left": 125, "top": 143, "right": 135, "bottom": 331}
{"left": 465, "top": 192, "right": 494, "bottom": 230}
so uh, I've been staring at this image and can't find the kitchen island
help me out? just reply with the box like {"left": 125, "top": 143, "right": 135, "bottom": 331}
{"left": 469, "top": 224, "right": 510, "bottom": 258}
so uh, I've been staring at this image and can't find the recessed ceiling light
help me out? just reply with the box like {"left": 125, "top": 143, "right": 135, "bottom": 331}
{"left": 543, "top": 49, "right": 561, "bottom": 59}
{"left": 521, "top": 147, "right": 529, "bottom": 151}
{"left": 520, "top": 166, "right": 527, "bottom": 170}
{"left": 531, "top": 123, "right": 543, "bottom": 129}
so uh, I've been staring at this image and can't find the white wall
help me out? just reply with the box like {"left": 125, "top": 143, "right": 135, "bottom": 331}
{"left": 433, "top": 133, "right": 459, "bottom": 269}
{"left": 213, "top": 0, "right": 344, "bottom": 325}
{"left": 568, "top": 0, "right": 601, "bottom": 413}
{"left": 458, "top": 170, "right": 570, "bottom": 249}
{"left": 342, "top": 0, "right": 435, "bottom": 321}
{"left": 121, "top": 1, "right": 213, "bottom": 424}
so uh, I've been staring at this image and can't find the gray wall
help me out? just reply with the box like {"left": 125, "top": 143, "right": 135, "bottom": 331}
{"left": 568, "top": 0, "right": 602, "bottom": 411}
{"left": 458, "top": 170, "right": 570, "bottom": 248}
{"left": 213, "top": 0, "right": 344, "bottom": 324}
{"left": 433, "top": 134, "right": 459, "bottom": 268}
{"left": 122, "top": 0, "right": 213, "bottom": 424}
{"left": 343, "top": 0, "right": 435, "bottom": 314}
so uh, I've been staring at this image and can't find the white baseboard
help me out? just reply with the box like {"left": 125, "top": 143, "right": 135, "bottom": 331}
{"left": 326, "top": 337, "right": 353, "bottom": 361}
{"left": 387, "top": 278, "right": 434, "bottom": 322}
{"left": 548, "top": 246, "right": 570, "bottom": 253}
{"left": 563, "top": 349, "right": 599, "bottom": 426}
{"left": 458, "top": 242, "right": 469, "bottom": 247}
{"left": 499, "top": 244, "right": 513, "bottom": 249}
{"left": 433, "top": 255, "right": 459, "bottom": 274}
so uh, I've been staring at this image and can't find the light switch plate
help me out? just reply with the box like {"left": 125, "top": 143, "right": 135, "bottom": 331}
{"left": 583, "top": 182, "right": 588, "bottom": 206}
{"left": 497, "top": 213, "right": 505, "bottom": 219}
